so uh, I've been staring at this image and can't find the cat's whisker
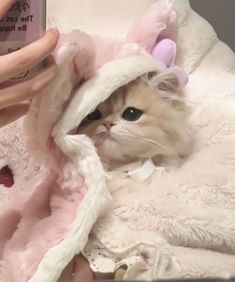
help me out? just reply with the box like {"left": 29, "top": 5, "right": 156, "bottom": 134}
{"left": 142, "top": 137, "right": 168, "bottom": 151}
{"left": 95, "top": 128, "right": 106, "bottom": 134}
{"left": 119, "top": 128, "right": 169, "bottom": 151}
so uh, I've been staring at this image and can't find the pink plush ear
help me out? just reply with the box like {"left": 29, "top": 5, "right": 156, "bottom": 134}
{"left": 126, "top": 0, "right": 178, "bottom": 53}
{"left": 72, "top": 31, "right": 96, "bottom": 82}
{"left": 152, "top": 38, "right": 176, "bottom": 67}
{"left": 152, "top": 39, "right": 188, "bottom": 85}
{"left": 53, "top": 31, "right": 96, "bottom": 84}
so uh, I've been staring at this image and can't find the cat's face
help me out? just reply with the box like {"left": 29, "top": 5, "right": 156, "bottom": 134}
{"left": 78, "top": 74, "right": 192, "bottom": 169}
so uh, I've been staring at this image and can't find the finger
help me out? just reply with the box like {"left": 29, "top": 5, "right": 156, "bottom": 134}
{"left": 0, "top": 0, "right": 15, "bottom": 19}
{"left": 0, "top": 28, "right": 59, "bottom": 83}
{"left": 0, "top": 63, "right": 57, "bottom": 109}
{"left": 73, "top": 256, "right": 94, "bottom": 281}
{"left": 0, "top": 102, "right": 29, "bottom": 128}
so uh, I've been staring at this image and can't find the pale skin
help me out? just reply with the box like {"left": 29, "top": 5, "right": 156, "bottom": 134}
{"left": 59, "top": 255, "right": 114, "bottom": 281}
{"left": 0, "top": 0, "right": 59, "bottom": 128}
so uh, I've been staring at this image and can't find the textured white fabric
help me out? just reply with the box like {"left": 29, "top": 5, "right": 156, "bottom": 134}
{"left": 66, "top": 0, "right": 235, "bottom": 279}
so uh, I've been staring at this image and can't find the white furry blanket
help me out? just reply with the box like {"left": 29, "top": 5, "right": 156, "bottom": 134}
{"left": 1, "top": 0, "right": 235, "bottom": 280}
{"left": 78, "top": 0, "right": 235, "bottom": 280}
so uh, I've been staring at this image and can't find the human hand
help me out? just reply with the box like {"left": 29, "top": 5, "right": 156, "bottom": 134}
{"left": 0, "top": 0, "right": 59, "bottom": 128}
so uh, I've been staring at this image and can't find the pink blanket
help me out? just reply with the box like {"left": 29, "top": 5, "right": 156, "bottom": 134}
{"left": 0, "top": 32, "right": 111, "bottom": 282}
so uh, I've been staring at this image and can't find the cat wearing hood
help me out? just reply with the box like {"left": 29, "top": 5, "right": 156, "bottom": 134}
{"left": 60, "top": 70, "right": 193, "bottom": 282}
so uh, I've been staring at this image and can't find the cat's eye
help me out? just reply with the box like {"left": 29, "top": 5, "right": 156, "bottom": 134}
{"left": 122, "top": 107, "right": 143, "bottom": 121}
{"left": 87, "top": 109, "right": 102, "bottom": 121}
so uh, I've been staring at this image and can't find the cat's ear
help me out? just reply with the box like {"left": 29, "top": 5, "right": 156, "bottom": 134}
{"left": 149, "top": 71, "right": 188, "bottom": 114}
{"left": 150, "top": 70, "right": 182, "bottom": 97}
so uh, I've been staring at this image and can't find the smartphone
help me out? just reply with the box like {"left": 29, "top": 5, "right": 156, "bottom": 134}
{"left": 0, "top": 0, "right": 46, "bottom": 84}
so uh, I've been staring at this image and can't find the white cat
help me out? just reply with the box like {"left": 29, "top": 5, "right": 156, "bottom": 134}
{"left": 79, "top": 71, "right": 192, "bottom": 171}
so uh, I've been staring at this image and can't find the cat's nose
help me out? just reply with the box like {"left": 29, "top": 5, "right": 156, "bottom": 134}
{"left": 103, "top": 121, "right": 114, "bottom": 131}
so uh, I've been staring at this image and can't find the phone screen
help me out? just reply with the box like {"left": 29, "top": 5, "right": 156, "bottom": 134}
{"left": 0, "top": 0, "right": 46, "bottom": 82}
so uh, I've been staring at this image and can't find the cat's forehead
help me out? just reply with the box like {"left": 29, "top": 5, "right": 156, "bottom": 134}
{"left": 98, "top": 88, "right": 126, "bottom": 113}
{"left": 102, "top": 79, "right": 154, "bottom": 109}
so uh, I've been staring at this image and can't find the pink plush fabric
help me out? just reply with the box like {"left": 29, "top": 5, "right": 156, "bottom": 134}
{"left": 0, "top": 169, "right": 85, "bottom": 282}
{"left": 126, "top": 0, "right": 177, "bottom": 52}
{"left": 0, "top": 32, "right": 93, "bottom": 282}
{"left": 0, "top": 117, "right": 107, "bottom": 282}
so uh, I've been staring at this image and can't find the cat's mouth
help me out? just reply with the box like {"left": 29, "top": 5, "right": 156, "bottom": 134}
{"left": 70, "top": 125, "right": 118, "bottom": 148}
{"left": 93, "top": 130, "right": 117, "bottom": 147}
{"left": 95, "top": 128, "right": 113, "bottom": 138}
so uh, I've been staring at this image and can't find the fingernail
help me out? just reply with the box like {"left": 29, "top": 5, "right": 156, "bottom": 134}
{"left": 49, "top": 28, "right": 60, "bottom": 37}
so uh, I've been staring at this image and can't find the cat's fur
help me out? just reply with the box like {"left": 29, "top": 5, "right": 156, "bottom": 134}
{"left": 79, "top": 71, "right": 193, "bottom": 171}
